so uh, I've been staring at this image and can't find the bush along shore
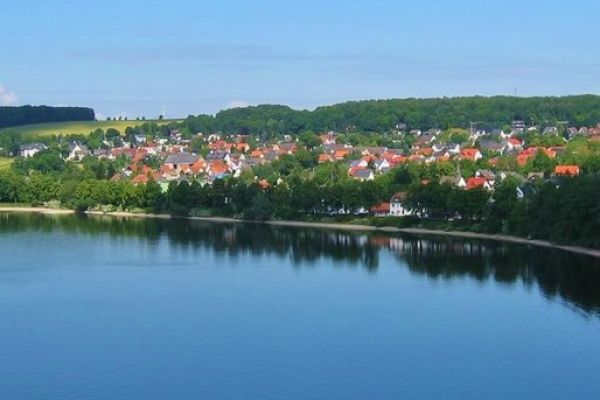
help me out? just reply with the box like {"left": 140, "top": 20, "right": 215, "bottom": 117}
{"left": 2, "top": 155, "right": 600, "bottom": 247}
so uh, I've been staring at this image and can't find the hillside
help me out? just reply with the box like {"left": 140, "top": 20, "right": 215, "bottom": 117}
{"left": 184, "top": 95, "right": 600, "bottom": 137}
{"left": 0, "top": 119, "right": 180, "bottom": 139}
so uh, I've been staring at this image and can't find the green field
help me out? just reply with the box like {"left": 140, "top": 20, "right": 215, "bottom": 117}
{"left": 0, "top": 157, "right": 13, "bottom": 171}
{"left": 0, "top": 119, "right": 180, "bottom": 139}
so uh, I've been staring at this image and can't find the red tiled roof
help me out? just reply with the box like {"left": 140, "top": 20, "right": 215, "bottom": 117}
{"left": 554, "top": 165, "right": 580, "bottom": 176}
{"left": 466, "top": 177, "right": 488, "bottom": 190}
{"left": 370, "top": 202, "right": 390, "bottom": 213}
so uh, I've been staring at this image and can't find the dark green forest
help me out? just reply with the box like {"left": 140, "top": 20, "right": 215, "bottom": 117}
{"left": 3, "top": 96, "right": 600, "bottom": 135}
{"left": 0, "top": 105, "right": 95, "bottom": 129}
{"left": 183, "top": 95, "right": 600, "bottom": 137}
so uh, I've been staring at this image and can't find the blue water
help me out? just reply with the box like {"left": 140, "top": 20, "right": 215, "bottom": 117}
{"left": 1, "top": 214, "right": 599, "bottom": 399}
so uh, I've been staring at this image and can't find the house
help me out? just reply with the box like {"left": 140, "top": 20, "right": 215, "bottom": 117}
{"left": 318, "top": 154, "right": 333, "bottom": 163}
{"left": 554, "top": 165, "right": 580, "bottom": 176}
{"left": 588, "top": 126, "right": 600, "bottom": 137}
{"left": 370, "top": 202, "right": 391, "bottom": 217}
{"left": 512, "top": 120, "right": 526, "bottom": 131}
{"left": 133, "top": 134, "right": 146, "bottom": 145}
{"left": 349, "top": 168, "right": 374, "bottom": 181}
{"left": 207, "top": 161, "right": 230, "bottom": 180}
{"left": 517, "top": 147, "right": 539, "bottom": 166}
{"left": 164, "top": 153, "right": 201, "bottom": 171}
{"left": 373, "top": 159, "right": 391, "bottom": 172}
{"left": 543, "top": 126, "right": 558, "bottom": 135}
{"left": 18, "top": 143, "right": 47, "bottom": 158}
{"left": 319, "top": 132, "right": 337, "bottom": 145}
{"left": 68, "top": 142, "right": 90, "bottom": 161}
{"left": 413, "top": 133, "right": 435, "bottom": 149}
{"left": 517, "top": 183, "right": 537, "bottom": 200}
{"left": 466, "top": 177, "right": 493, "bottom": 191}
{"left": 93, "top": 148, "right": 110, "bottom": 159}
{"left": 440, "top": 175, "right": 467, "bottom": 188}
{"left": 460, "top": 148, "right": 483, "bottom": 161}
{"left": 390, "top": 192, "right": 413, "bottom": 216}
{"left": 475, "top": 169, "right": 496, "bottom": 181}
{"left": 506, "top": 137, "right": 523, "bottom": 151}
{"left": 334, "top": 149, "right": 351, "bottom": 160}
{"left": 361, "top": 147, "right": 387, "bottom": 157}
{"left": 349, "top": 158, "right": 369, "bottom": 169}
{"left": 479, "top": 140, "right": 505, "bottom": 154}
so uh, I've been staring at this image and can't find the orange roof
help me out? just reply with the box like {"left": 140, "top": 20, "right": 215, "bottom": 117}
{"left": 191, "top": 159, "right": 206, "bottom": 174}
{"left": 318, "top": 154, "right": 332, "bottom": 162}
{"left": 334, "top": 149, "right": 350, "bottom": 159}
{"left": 541, "top": 147, "right": 557, "bottom": 158}
{"left": 132, "top": 149, "right": 147, "bottom": 163}
{"left": 258, "top": 179, "right": 270, "bottom": 189}
{"left": 391, "top": 155, "right": 407, "bottom": 163}
{"left": 460, "top": 148, "right": 481, "bottom": 160}
{"left": 160, "top": 164, "right": 174, "bottom": 174}
{"left": 466, "top": 177, "right": 488, "bottom": 190}
{"left": 251, "top": 149, "right": 263, "bottom": 158}
{"left": 488, "top": 157, "right": 499, "bottom": 167}
{"left": 209, "top": 161, "right": 229, "bottom": 175}
{"left": 131, "top": 174, "right": 149, "bottom": 185}
{"left": 554, "top": 165, "right": 580, "bottom": 176}
{"left": 390, "top": 155, "right": 408, "bottom": 165}
{"left": 370, "top": 202, "right": 391, "bottom": 213}
{"left": 236, "top": 143, "right": 250, "bottom": 152}
{"left": 418, "top": 147, "right": 433, "bottom": 156}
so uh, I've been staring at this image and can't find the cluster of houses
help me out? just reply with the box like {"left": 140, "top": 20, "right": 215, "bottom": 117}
{"left": 15, "top": 120, "right": 596, "bottom": 198}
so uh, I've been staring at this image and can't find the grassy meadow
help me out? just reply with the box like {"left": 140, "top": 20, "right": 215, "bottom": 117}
{"left": 0, "top": 119, "right": 180, "bottom": 139}
{"left": 0, "top": 157, "right": 13, "bottom": 171}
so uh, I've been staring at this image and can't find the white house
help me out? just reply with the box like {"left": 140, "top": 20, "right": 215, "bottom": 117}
{"left": 68, "top": 142, "right": 90, "bottom": 161}
{"left": 390, "top": 192, "right": 413, "bottom": 217}
{"left": 19, "top": 143, "right": 48, "bottom": 158}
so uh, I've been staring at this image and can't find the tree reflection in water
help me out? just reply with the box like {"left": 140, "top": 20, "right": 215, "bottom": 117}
{"left": 2, "top": 212, "right": 600, "bottom": 317}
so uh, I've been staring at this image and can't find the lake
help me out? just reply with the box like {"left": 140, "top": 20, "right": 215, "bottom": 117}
{"left": 1, "top": 213, "right": 599, "bottom": 399}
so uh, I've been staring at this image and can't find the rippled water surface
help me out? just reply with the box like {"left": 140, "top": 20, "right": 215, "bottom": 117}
{"left": 1, "top": 213, "right": 599, "bottom": 399}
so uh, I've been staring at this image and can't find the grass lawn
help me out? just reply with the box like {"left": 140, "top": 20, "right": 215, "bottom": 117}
{"left": 0, "top": 157, "right": 13, "bottom": 171}
{"left": 0, "top": 119, "right": 180, "bottom": 139}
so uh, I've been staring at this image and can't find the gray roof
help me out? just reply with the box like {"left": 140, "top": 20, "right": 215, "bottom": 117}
{"left": 354, "top": 169, "right": 374, "bottom": 178}
{"left": 20, "top": 143, "right": 47, "bottom": 151}
{"left": 440, "top": 175, "right": 463, "bottom": 185}
{"left": 164, "top": 153, "right": 200, "bottom": 165}
{"left": 479, "top": 140, "right": 504, "bottom": 151}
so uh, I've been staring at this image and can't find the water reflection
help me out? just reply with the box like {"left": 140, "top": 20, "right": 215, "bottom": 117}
{"left": 2, "top": 212, "right": 600, "bottom": 317}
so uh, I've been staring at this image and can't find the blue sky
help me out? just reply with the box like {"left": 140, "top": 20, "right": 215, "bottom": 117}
{"left": 1, "top": 0, "right": 599, "bottom": 118}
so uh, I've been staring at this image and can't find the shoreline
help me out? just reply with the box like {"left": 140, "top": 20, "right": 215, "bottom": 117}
{"left": 2, "top": 206, "right": 600, "bottom": 258}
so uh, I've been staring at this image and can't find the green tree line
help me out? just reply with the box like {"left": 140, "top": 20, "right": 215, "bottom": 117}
{"left": 0, "top": 106, "right": 95, "bottom": 129}
{"left": 182, "top": 95, "right": 600, "bottom": 137}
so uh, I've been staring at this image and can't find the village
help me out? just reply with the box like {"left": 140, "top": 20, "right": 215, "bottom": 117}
{"left": 13, "top": 119, "right": 599, "bottom": 217}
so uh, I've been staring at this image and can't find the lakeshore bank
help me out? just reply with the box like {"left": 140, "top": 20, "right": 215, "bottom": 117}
{"left": 2, "top": 206, "right": 600, "bottom": 258}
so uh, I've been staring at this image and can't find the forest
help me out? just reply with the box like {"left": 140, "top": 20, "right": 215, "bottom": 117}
{"left": 182, "top": 95, "right": 600, "bottom": 137}
{"left": 0, "top": 105, "right": 95, "bottom": 129}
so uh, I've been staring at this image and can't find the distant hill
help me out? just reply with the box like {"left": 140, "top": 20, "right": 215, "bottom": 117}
{"left": 0, "top": 105, "right": 95, "bottom": 129}
{"left": 183, "top": 95, "right": 600, "bottom": 137}
{"left": 0, "top": 119, "right": 179, "bottom": 139}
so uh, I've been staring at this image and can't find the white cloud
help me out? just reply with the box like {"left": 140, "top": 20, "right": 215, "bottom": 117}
{"left": 225, "top": 100, "right": 249, "bottom": 109}
{"left": 0, "top": 84, "right": 18, "bottom": 106}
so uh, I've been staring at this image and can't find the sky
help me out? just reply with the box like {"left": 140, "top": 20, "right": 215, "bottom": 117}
{"left": 1, "top": 0, "right": 599, "bottom": 119}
